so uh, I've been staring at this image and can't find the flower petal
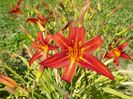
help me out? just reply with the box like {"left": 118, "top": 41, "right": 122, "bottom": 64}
{"left": 32, "top": 41, "right": 40, "bottom": 49}
{"left": 68, "top": 26, "right": 76, "bottom": 41}
{"left": 105, "top": 50, "right": 115, "bottom": 58}
{"left": 120, "top": 52, "right": 131, "bottom": 60}
{"left": 48, "top": 45, "right": 58, "bottom": 50}
{"left": 118, "top": 42, "right": 128, "bottom": 51}
{"left": 114, "top": 57, "right": 119, "bottom": 66}
{"left": 36, "top": 32, "right": 46, "bottom": 45}
{"left": 78, "top": 53, "right": 114, "bottom": 80}
{"left": 53, "top": 32, "right": 71, "bottom": 50}
{"left": 10, "top": 6, "right": 22, "bottom": 15}
{"left": 38, "top": 13, "right": 47, "bottom": 25}
{"left": 26, "top": 18, "right": 45, "bottom": 31}
{"left": 0, "top": 74, "right": 17, "bottom": 88}
{"left": 68, "top": 26, "right": 85, "bottom": 47}
{"left": 44, "top": 34, "right": 53, "bottom": 43}
{"left": 26, "top": 18, "right": 38, "bottom": 24}
{"left": 61, "top": 61, "right": 77, "bottom": 83}
{"left": 81, "top": 35, "right": 103, "bottom": 52}
{"left": 29, "top": 51, "right": 42, "bottom": 65}
{"left": 10, "top": 0, "right": 23, "bottom": 15}
{"left": 40, "top": 51, "right": 69, "bottom": 70}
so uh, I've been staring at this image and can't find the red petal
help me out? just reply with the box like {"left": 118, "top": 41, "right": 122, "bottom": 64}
{"left": 48, "top": 45, "right": 58, "bottom": 50}
{"left": 36, "top": 9, "right": 47, "bottom": 24}
{"left": 10, "top": 0, "right": 23, "bottom": 15}
{"left": 118, "top": 42, "right": 128, "bottom": 51}
{"left": 35, "top": 33, "right": 56, "bottom": 50}
{"left": 32, "top": 42, "right": 40, "bottom": 49}
{"left": 114, "top": 58, "right": 119, "bottom": 66}
{"left": 44, "top": 34, "right": 58, "bottom": 50}
{"left": 10, "top": 7, "right": 22, "bottom": 15}
{"left": 40, "top": 51, "right": 69, "bottom": 70}
{"left": 68, "top": 26, "right": 76, "bottom": 41}
{"left": 44, "top": 34, "right": 53, "bottom": 43}
{"left": 26, "top": 18, "right": 38, "bottom": 24}
{"left": 120, "top": 52, "right": 131, "bottom": 60}
{"left": 0, "top": 74, "right": 17, "bottom": 88}
{"left": 26, "top": 18, "right": 45, "bottom": 31}
{"left": 38, "top": 14, "right": 47, "bottom": 24}
{"left": 81, "top": 35, "right": 103, "bottom": 53}
{"left": 29, "top": 51, "right": 42, "bottom": 65}
{"left": 68, "top": 26, "right": 85, "bottom": 47}
{"left": 78, "top": 53, "right": 114, "bottom": 80}
{"left": 105, "top": 50, "right": 115, "bottom": 58}
{"left": 53, "top": 32, "right": 71, "bottom": 50}
{"left": 61, "top": 61, "right": 77, "bottom": 83}
{"left": 36, "top": 32, "right": 46, "bottom": 45}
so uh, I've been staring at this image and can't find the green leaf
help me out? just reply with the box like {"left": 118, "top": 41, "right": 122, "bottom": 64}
{"left": 3, "top": 64, "right": 26, "bottom": 84}
{"left": 103, "top": 87, "right": 133, "bottom": 99}
{"left": 15, "top": 53, "right": 30, "bottom": 68}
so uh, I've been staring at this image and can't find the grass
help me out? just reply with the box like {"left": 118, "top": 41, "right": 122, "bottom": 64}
{"left": 1, "top": 0, "right": 133, "bottom": 51}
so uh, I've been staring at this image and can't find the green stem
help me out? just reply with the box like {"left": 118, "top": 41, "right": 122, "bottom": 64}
{"left": 0, "top": 88, "right": 5, "bottom": 91}
{"left": 3, "top": 63, "right": 27, "bottom": 83}
{"left": 103, "top": 87, "right": 133, "bottom": 99}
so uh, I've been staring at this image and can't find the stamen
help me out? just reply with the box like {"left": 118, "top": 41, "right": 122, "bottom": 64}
{"left": 39, "top": 45, "right": 48, "bottom": 52}
{"left": 68, "top": 45, "right": 83, "bottom": 61}
{"left": 112, "top": 48, "right": 121, "bottom": 57}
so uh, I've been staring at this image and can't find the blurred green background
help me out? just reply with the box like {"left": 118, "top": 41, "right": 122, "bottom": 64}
{"left": 0, "top": 0, "right": 133, "bottom": 52}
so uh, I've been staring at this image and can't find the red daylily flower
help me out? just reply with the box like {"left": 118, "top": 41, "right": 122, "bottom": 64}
{"left": 26, "top": 18, "right": 45, "bottom": 32}
{"left": 37, "top": 10, "right": 51, "bottom": 26}
{"left": 40, "top": 26, "right": 114, "bottom": 83}
{"left": 10, "top": 0, "right": 23, "bottom": 15}
{"left": 26, "top": 10, "right": 52, "bottom": 31}
{"left": 65, "top": 91, "right": 69, "bottom": 99}
{"left": 0, "top": 74, "right": 17, "bottom": 88}
{"left": 29, "top": 32, "right": 58, "bottom": 65}
{"left": 105, "top": 42, "right": 131, "bottom": 66}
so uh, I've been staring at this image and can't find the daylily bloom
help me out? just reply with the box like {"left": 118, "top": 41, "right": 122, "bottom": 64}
{"left": 29, "top": 32, "right": 58, "bottom": 65}
{"left": 26, "top": 10, "right": 52, "bottom": 31}
{"left": 105, "top": 42, "right": 131, "bottom": 66}
{"left": 0, "top": 74, "right": 17, "bottom": 88}
{"left": 26, "top": 18, "right": 45, "bottom": 32}
{"left": 36, "top": 10, "right": 51, "bottom": 26}
{"left": 40, "top": 26, "right": 114, "bottom": 83}
{"left": 10, "top": 0, "right": 23, "bottom": 15}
